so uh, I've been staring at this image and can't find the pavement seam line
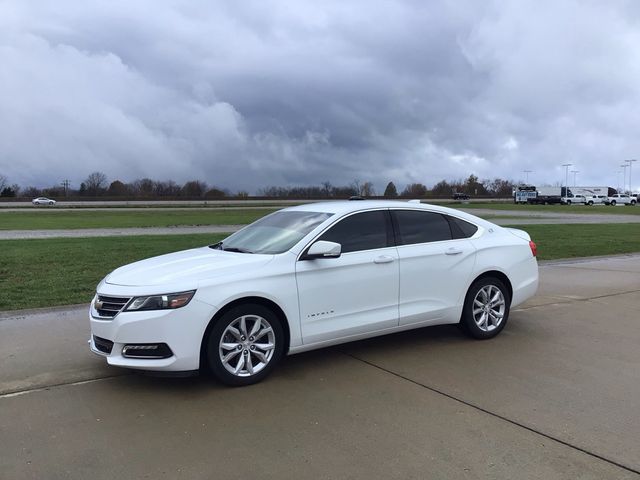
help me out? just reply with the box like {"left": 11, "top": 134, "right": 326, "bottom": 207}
{"left": 546, "top": 265, "right": 640, "bottom": 274}
{"left": 0, "top": 373, "right": 129, "bottom": 399}
{"left": 512, "top": 288, "right": 640, "bottom": 311}
{"left": 342, "top": 351, "right": 640, "bottom": 476}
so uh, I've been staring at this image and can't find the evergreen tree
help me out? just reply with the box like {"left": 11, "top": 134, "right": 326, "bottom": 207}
{"left": 383, "top": 181, "right": 398, "bottom": 197}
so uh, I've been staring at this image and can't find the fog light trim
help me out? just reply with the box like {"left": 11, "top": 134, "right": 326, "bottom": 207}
{"left": 122, "top": 343, "right": 173, "bottom": 359}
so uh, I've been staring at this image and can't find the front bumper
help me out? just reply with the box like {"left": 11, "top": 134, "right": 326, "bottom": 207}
{"left": 89, "top": 295, "right": 217, "bottom": 372}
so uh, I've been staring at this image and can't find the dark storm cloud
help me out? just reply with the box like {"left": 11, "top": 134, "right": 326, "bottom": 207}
{"left": 1, "top": 0, "right": 640, "bottom": 192}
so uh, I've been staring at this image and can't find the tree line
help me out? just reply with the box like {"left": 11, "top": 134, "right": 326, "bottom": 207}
{"left": 0, "top": 172, "right": 516, "bottom": 199}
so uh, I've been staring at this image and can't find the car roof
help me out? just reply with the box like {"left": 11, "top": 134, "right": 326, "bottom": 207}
{"left": 281, "top": 200, "right": 495, "bottom": 227}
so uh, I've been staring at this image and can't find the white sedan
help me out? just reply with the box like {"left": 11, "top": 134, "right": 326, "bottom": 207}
{"left": 32, "top": 197, "right": 56, "bottom": 205}
{"left": 89, "top": 200, "right": 539, "bottom": 386}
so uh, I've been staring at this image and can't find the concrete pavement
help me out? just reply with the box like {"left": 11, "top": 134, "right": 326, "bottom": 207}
{"left": 1, "top": 255, "right": 640, "bottom": 479}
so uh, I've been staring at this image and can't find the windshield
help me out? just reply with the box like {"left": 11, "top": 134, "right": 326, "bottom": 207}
{"left": 212, "top": 210, "right": 333, "bottom": 254}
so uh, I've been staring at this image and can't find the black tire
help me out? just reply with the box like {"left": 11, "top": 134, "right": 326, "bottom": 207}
{"left": 588, "top": 201, "right": 594, "bottom": 206}
{"left": 566, "top": 200, "right": 571, "bottom": 205}
{"left": 631, "top": 201, "right": 636, "bottom": 206}
{"left": 206, "top": 303, "right": 285, "bottom": 386}
{"left": 611, "top": 200, "right": 616, "bottom": 206}
{"left": 460, "top": 277, "right": 511, "bottom": 340}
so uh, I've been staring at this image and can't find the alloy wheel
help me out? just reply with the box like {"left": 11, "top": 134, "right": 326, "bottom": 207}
{"left": 219, "top": 315, "right": 276, "bottom": 377}
{"left": 472, "top": 285, "right": 506, "bottom": 332}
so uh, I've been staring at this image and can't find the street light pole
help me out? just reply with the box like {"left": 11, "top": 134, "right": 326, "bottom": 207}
{"left": 620, "top": 164, "right": 628, "bottom": 193}
{"left": 626, "top": 159, "right": 637, "bottom": 193}
{"left": 561, "top": 163, "right": 572, "bottom": 195}
{"left": 570, "top": 170, "right": 579, "bottom": 188}
{"left": 523, "top": 170, "right": 532, "bottom": 184}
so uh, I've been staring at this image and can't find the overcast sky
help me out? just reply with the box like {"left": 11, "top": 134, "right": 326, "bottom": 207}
{"left": 1, "top": 0, "right": 640, "bottom": 193}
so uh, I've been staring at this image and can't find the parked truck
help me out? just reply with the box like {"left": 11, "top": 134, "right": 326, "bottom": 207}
{"left": 570, "top": 186, "right": 617, "bottom": 197}
{"left": 525, "top": 186, "right": 570, "bottom": 205}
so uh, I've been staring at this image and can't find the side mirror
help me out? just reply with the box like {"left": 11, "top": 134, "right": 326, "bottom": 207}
{"left": 302, "top": 240, "right": 342, "bottom": 260}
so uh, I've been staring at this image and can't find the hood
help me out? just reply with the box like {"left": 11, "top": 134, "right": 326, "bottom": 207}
{"left": 105, "top": 247, "right": 274, "bottom": 287}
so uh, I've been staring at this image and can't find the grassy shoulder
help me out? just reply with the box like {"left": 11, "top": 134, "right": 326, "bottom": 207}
{"left": 0, "top": 233, "right": 225, "bottom": 311}
{"left": 1, "top": 223, "right": 639, "bottom": 311}
{"left": 504, "top": 223, "right": 640, "bottom": 260}
{"left": 0, "top": 209, "right": 278, "bottom": 230}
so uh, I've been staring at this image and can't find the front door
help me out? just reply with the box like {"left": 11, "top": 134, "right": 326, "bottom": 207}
{"left": 295, "top": 210, "right": 399, "bottom": 344}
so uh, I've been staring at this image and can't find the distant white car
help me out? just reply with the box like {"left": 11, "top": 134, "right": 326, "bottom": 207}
{"left": 561, "top": 194, "right": 587, "bottom": 205}
{"left": 89, "top": 200, "right": 539, "bottom": 386}
{"left": 32, "top": 197, "right": 56, "bottom": 206}
{"left": 608, "top": 194, "right": 636, "bottom": 206}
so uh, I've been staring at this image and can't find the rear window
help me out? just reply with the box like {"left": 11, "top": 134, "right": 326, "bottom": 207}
{"left": 447, "top": 216, "right": 479, "bottom": 239}
{"left": 392, "top": 210, "right": 452, "bottom": 245}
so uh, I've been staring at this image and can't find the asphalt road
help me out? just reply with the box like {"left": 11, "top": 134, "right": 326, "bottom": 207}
{"left": 1, "top": 255, "right": 640, "bottom": 479}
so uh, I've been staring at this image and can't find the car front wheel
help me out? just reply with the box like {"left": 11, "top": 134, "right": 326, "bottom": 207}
{"left": 611, "top": 200, "right": 617, "bottom": 206}
{"left": 460, "top": 277, "right": 511, "bottom": 339}
{"left": 206, "top": 304, "right": 284, "bottom": 386}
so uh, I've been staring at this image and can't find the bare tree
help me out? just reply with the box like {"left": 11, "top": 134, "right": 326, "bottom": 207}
{"left": 361, "top": 181, "right": 375, "bottom": 197}
{"left": 0, "top": 174, "right": 7, "bottom": 192}
{"left": 401, "top": 183, "right": 428, "bottom": 197}
{"left": 107, "top": 180, "right": 129, "bottom": 196}
{"left": 321, "top": 181, "right": 332, "bottom": 197}
{"left": 155, "top": 180, "right": 181, "bottom": 197}
{"left": 181, "top": 180, "right": 208, "bottom": 198}
{"left": 84, "top": 171, "right": 108, "bottom": 195}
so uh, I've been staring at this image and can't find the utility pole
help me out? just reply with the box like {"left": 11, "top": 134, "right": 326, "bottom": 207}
{"left": 61, "top": 179, "right": 70, "bottom": 197}
{"left": 620, "top": 165, "right": 628, "bottom": 193}
{"left": 625, "top": 159, "right": 637, "bottom": 193}
{"left": 523, "top": 170, "right": 532, "bottom": 184}
{"left": 570, "top": 170, "right": 579, "bottom": 188}
{"left": 561, "top": 163, "right": 572, "bottom": 195}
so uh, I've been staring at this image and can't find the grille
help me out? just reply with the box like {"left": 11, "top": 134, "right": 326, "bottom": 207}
{"left": 95, "top": 295, "right": 130, "bottom": 318}
{"left": 93, "top": 336, "right": 114, "bottom": 354}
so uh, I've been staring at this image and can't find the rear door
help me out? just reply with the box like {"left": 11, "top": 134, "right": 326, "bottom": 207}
{"left": 295, "top": 210, "right": 399, "bottom": 344}
{"left": 391, "top": 210, "right": 477, "bottom": 326}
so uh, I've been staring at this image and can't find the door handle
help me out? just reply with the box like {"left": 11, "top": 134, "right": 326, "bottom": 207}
{"left": 445, "top": 248, "right": 463, "bottom": 255}
{"left": 374, "top": 255, "right": 395, "bottom": 264}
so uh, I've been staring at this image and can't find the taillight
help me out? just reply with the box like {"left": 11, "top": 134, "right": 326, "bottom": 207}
{"left": 529, "top": 240, "right": 537, "bottom": 257}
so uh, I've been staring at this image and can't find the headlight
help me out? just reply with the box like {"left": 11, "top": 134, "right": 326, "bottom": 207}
{"left": 125, "top": 290, "right": 196, "bottom": 311}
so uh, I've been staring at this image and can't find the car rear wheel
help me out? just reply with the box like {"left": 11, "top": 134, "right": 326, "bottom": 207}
{"left": 206, "top": 304, "right": 284, "bottom": 386}
{"left": 631, "top": 201, "right": 636, "bottom": 206}
{"left": 460, "top": 277, "right": 511, "bottom": 339}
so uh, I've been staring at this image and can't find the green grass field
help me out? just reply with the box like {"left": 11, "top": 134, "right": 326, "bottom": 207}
{"left": 0, "top": 233, "right": 225, "bottom": 311}
{"left": 2, "top": 223, "right": 640, "bottom": 311}
{"left": 505, "top": 223, "right": 640, "bottom": 260}
{"left": 0, "top": 209, "right": 278, "bottom": 230}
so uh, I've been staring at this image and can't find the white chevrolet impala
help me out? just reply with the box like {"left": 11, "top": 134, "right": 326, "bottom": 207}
{"left": 90, "top": 200, "right": 538, "bottom": 386}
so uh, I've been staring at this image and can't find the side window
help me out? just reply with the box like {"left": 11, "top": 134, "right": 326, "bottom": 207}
{"left": 318, "top": 210, "right": 391, "bottom": 253}
{"left": 446, "top": 215, "right": 479, "bottom": 239}
{"left": 392, "top": 210, "right": 452, "bottom": 245}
